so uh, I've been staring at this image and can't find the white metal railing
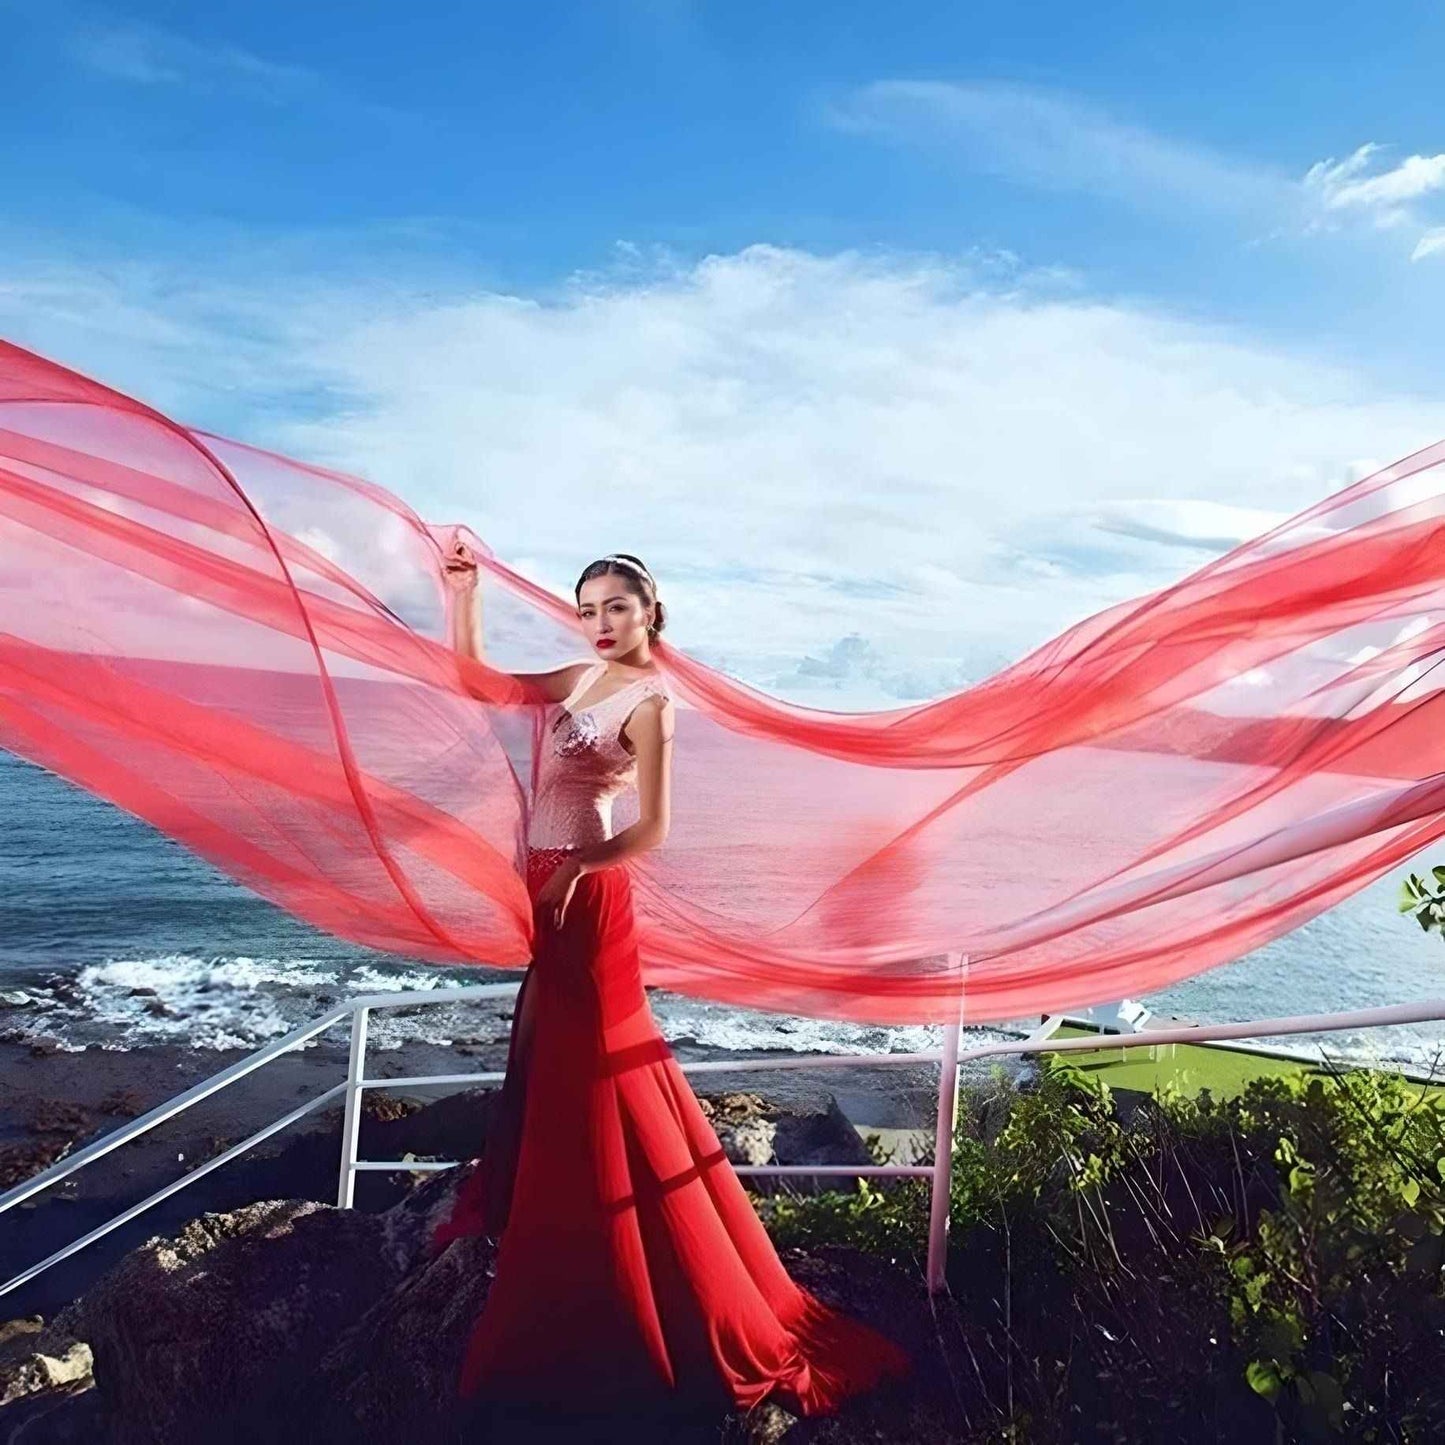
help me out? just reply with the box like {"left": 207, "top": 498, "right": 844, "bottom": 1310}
{"left": 4, "top": 960, "right": 1445, "bottom": 1305}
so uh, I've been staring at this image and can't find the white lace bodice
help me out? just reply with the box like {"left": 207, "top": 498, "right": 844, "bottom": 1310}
{"left": 527, "top": 660, "right": 671, "bottom": 850}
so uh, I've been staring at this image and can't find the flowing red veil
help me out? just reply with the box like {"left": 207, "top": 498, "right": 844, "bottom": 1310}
{"left": 3, "top": 335, "right": 1445, "bottom": 1025}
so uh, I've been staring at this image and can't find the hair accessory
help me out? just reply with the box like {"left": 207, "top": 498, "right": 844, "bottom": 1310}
{"left": 602, "top": 554, "right": 655, "bottom": 589}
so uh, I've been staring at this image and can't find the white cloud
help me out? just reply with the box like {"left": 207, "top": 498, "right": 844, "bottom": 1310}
{"left": 1412, "top": 227, "right": 1445, "bottom": 262}
{"left": 829, "top": 82, "right": 1445, "bottom": 264}
{"left": 66, "top": 14, "right": 319, "bottom": 103}
{"left": 2, "top": 240, "right": 1441, "bottom": 707}
{"left": 1303, "top": 143, "right": 1445, "bottom": 231}
{"left": 825, "top": 80, "right": 1286, "bottom": 221}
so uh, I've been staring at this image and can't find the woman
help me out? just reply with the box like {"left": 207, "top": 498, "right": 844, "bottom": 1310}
{"left": 427, "top": 544, "right": 913, "bottom": 1418}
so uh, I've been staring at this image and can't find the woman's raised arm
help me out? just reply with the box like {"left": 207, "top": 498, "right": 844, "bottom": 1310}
{"left": 443, "top": 538, "right": 588, "bottom": 704}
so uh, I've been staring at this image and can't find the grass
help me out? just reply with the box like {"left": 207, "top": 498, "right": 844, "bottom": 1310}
{"left": 1039, "top": 1023, "right": 1445, "bottom": 1100}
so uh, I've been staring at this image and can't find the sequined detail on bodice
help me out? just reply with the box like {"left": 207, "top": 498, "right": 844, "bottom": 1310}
{"left": 527, "top": 661, "right": 671, "bottom": 851}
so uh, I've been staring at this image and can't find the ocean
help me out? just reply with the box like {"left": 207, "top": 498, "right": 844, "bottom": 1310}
{"left": 3, "top": 750, "right": 1444, "bottom": 1073}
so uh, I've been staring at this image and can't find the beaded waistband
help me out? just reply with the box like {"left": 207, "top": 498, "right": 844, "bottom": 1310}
{"left": 527, "top": 845, "right": 581, "bottom": 881}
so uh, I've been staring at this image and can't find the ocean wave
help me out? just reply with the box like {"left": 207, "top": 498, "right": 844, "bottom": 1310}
{"left": 5, "top": 950, "right": 1445, "bottom": 1077}
{"left": 0, "top": 952, "right": 981, "bottom": 1059}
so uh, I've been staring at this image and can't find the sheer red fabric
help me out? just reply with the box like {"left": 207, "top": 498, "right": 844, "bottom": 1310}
{"left": 4, "top": 335, "right": 1445, "bottom": 1025}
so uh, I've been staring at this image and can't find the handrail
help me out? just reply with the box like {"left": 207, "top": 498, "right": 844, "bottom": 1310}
{"left": 0, "top": 983, "right": 522, "bottom": 1215}
{"left": 3, "top": 973, "right": 1444, "bottom": 1305}
{"left": 0, "top": 1081, "right": 350, "bottom": 1299}
{"left": 330, "top": 953, "right": 973, "bottom": 1297}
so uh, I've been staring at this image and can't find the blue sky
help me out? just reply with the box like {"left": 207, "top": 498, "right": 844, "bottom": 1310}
{"left": 4, "top": 1, "right": 1445, "bottom": 700}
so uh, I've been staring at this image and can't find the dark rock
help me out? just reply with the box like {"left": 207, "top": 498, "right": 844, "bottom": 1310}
{"left": 964, "top": 1082, "right": 1015, "bottom": 1147}
{"left": 0, "top": 1377, "right": 103, "bottom": 1444}
{"left": 95, "top": 1089, "right": 144, "bottom": 1119}
{"left": 360, "top": 1094, "right": 418, "bottom": 1126}
{"left": 55, "top": 1199, "right": 404, "bottom": 1444}
{"left": 373, "top": 1153, "right": 482, "bottom": 1277}
{"left": 24, "top": 1102, "right": 92, "bottom": 1140}
{"left": 697, "top": 1091, "right": 875, "bottom": 1195}
{"left": 356, "top": 1085, "right": 496, "bottom": 1161}
{"left": 0, "top": 1320, "right": 44, "bottom": 1350}
{"left": 0, "top": 1141, "right": 73, "bottom": 1194}
{"left": 771, "top": 1097, "right": 875, "bottom": 1180}
{"left": 0, "top": 1315, "right": 91, "bottom": 1409}
{"left": 298, "top": 1166, "right": 498, "bottom": 1443}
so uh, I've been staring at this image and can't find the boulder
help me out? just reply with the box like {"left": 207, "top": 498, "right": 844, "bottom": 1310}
{"left": 0, "top": 1376, "right": 103, "bottom": 1445}
{"left": 55, "top": 1198, "right": 404, "bottom": 1444}
{"left": 698, "top": 1091, "right": 877, "bottom": 1194}
{"left": 298, "top": 1165, "right": 500, "bottom": 1443}
{"left": 0, "top": 1314, "right": 92, "bottom": 1407}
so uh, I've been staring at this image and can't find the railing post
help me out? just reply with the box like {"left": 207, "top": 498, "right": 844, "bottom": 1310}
{"left": 337, "top": 1005, "right": 370, "bottom": 1208}
{"left": 926, "top": 952, "right": 967, "bottom": 1295}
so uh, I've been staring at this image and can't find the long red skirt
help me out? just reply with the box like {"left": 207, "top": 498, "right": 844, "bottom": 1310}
{"left": 429, "top": 845, "right": 913, "bottom": 1415}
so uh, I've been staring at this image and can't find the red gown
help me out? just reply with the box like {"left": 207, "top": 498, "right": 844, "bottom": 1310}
{"left": 429, "top": 662, "right": 912, "bottom": 1414}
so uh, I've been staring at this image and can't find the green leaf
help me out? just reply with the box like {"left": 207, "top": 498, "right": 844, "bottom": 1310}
{"left": 1246, "top": 1360, "right": 1283, "bottom": 1400}
{"left": 1402, "top": 1177, "right": 1421, "bottom": 1207}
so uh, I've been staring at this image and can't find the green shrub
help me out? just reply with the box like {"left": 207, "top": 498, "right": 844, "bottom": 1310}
{"left": 749, "top": 1059, "right": 1445, "bottom": 1441}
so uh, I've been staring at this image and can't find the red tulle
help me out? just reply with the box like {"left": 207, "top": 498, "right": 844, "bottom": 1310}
{"left": 4, "top": 334, "right": 1445, "bottom": 1024}
{"left": 430, "top": 846, "right": 911, "bottom": 1413}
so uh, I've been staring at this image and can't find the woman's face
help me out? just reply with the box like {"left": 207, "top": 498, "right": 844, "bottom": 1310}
{"left": 576, "top": 573, "right": 652, "bottom": 659}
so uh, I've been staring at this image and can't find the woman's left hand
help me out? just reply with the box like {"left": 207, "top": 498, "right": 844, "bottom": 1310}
{"left": 535, "top": 856, "right": 584, "bottom": 929}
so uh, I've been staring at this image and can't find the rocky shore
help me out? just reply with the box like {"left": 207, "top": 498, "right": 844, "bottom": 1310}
{"left": 0, "top": 1032, "right": 985, "bottom": 1441}
{"left": 1, "top": 1185, "right": 967, "bottom": 1445}
{"left": 0, "top": 1025, "right": 954, "bottom": 1305}
{"left": 5, "top": 1051, "right": 976, "bottom": 1445}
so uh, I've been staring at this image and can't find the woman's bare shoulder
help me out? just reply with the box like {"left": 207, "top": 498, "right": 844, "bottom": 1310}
{"left": 620, "top": 689, "right": 676, "bottom": 748}
{"left": 510, "top": 660, "right": 595, "bottom": 703}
